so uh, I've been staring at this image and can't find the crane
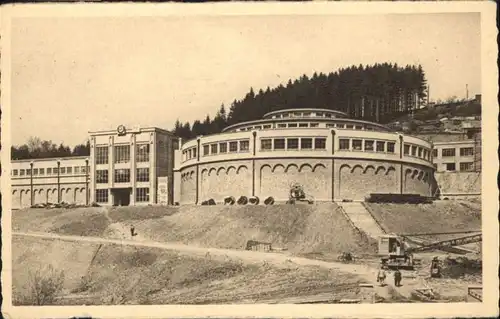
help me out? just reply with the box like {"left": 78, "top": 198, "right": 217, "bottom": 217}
{"left": 378, "top": 231, "right": 482, "bottom": 270}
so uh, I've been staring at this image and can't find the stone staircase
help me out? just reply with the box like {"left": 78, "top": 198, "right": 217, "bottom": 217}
{"left": 339, "top": 202, "right": 385, "bottom": 239}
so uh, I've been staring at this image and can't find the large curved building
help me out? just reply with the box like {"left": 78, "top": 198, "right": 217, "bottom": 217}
{"left": 177, "top": 108, "right": 436, "bottom": 204}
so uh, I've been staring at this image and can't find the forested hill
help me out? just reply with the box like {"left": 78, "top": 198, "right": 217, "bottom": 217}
{"left": 173, "top": 63, "right": 428, "bottom": 141}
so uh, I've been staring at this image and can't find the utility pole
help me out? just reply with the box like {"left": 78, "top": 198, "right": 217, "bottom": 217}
{"left": 30, "top": 162, "right": 34, "bottom": 206}
{"left": 466, "top": 84, "right": 469, "bottom": 100}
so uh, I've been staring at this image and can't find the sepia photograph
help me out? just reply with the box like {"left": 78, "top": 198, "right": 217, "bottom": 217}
{"left": 1, "top": 2, "right": 498, "bottom": 319}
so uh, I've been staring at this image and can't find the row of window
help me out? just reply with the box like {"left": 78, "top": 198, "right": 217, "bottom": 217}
{"left": 338, "top": 138, "right": 396, "bottom": 153}
{"left": 444, "top": 162, "right": 475, "bottom": 172}
{"left": 270, "top": 111, "right": 337, "bottom": 119}
{"left": 404, "top": 143, "right": 432, "bottom": 161}
{"left": 96, "top": 168, "right": 150, "bottom": 184}
{"left": 260, "top": 137, "right": 327, "bottom": 150}
{"left": 182, "top": 146, "right": 197, "bottom": 161}
{"left": 95, "top": 144, "right": 150, "bottom": 165}
{"left": 12, "top": 166, "right": 88, "bottom": 177}
{"left": 435, "top": 147, "right": 474, "bottom": 158}
{"left": 95, "top": 188, "right": 150, "bottom": 203}
{"left": 202, "top": 139, "right": 250, "bottom": 157}
{"left": 235, "top": 122, "right": 378, "bottom": 132}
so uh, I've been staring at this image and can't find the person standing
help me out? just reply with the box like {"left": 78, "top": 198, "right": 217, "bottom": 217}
{"left": 394, "top": 268, "right": 402, "bottom": 287}
{"left": 377, "top": 268, "right": 387, "bottom": 286}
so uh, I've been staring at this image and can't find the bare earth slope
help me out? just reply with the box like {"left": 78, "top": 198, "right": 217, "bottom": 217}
{"left": 12, "top": 236, "right": 365, "bottom": 305}
{"left": 363, "top": 201, "right": 481, "bottom": 241}
{"left": 13, "top": 203, "right": 376, "bottom": 255}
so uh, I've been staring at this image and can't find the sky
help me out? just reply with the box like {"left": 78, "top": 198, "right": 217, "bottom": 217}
{"left": 9, "top": 13, "right": 481, "bottom": 146}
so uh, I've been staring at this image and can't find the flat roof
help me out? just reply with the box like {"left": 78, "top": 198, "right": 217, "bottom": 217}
{"left": 89, "top": 126, "right": 176, "bottom": 136}
{"left": 263, "top": 108, "right": 348, "bottom": 119}
{"left": 11, "top": 156, "right": 89, "bottom": 164}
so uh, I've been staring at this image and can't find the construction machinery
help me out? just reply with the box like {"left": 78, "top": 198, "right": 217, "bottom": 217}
{"left": 287, "top": 183, "right": 314, "bottom": 204}
{"left": 378, "top": 231, "right": 482, "bottom": 270}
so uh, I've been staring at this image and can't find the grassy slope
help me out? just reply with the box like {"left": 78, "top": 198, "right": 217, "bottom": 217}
{"left": 364, "top": 201, "right": 481, "bottom": 241}
{"left": 12, "top": 238, "right": 363, "bottom": 305}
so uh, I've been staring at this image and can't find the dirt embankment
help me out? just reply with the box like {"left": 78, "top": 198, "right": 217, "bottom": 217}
{"left": 13, "top": 203, "right": 377, "bottom": 256}
{"left": 363, "top": 201, "right": 481, "bottom": 242}
{"left": 12, "top": 237, "right": 364, "bottom": 305}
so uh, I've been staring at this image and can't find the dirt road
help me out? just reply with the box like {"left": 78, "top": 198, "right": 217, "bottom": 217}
{"left": 13, "top": 231, "right": 405, "bottom": 300}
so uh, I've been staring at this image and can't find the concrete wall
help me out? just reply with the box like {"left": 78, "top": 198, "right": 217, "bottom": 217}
{"left": 435, "top": 171, "right": 481, "bottom": 196}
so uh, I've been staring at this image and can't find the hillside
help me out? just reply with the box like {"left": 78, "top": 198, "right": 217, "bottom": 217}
{"left": 13, "top": 204, "right": 377, "bottom": 256}
{"left": 363, "top": 201, "right": 481, "bottom": 242}
{"left": 12, "top": 236, "right": 364, "bottom": 305}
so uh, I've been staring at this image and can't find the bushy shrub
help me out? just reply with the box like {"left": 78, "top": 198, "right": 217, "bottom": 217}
{"left": 23, "top": 264, "right": 65, "bottom": 305}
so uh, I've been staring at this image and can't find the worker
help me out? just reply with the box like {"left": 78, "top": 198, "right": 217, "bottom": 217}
{"left": 130, "top": 225, "right": 136, "bottom": 237}
{"left": 394, "top": 268, "right": 402, "bottom": 287}
{"left": 377, "top": 267, "right": 387, "bottom": 286}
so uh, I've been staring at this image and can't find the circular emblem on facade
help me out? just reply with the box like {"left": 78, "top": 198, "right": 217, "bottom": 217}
{"left": 117, "top": 125, "right": 126, "bottom": 135}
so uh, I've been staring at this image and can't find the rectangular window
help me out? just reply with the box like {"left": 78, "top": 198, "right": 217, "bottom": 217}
{"left": 446, "top": 163, "right": 456, "bottom": 171}
{"left": 33, "top": 168, "right": 39, "bottom": 175}
{"left": 188, "top": 149, "right": 192, "bottom": 160}
{"left": 274, "top": 138, "right": 285, "bottom": 150}
{"left": 60, "top": 167, "right": 65, "bottom": 174}
{"left": 74, "top": 166, "right": 80, "bottom": 174}
{"left": 13, "top": 169, "right": 19, "bottom": 176}
{"left": 339, "top": 139, "right": 350, "bottom": 150}
{"left": 219, "top": 143, "right": 227, "bottom": 153}
{"left": 301, "top": 138, "right": 313, "bottom": 149}
{"left": 287, "top": 123, "right": 298, "bottom": 128}
{"left": 309, "top": 123, "right": 319, "bottom": 128}
{"left": 411, "top": 146, "right": 417, "bottom": 156}
{"left": 211, "top": 144, "right": 218, "bottom": 155}
{"left": 387, "top": 142, "right": 395, "bottom": 153}
{"left": 418, "top": 148, "right": 423, "bottom": 158}
{"left": 346, "top": 125, "right": 354, "bottom": 129}
{"left": 114, "top": 169, "right": 130, "bottom": 183}
{"left": 114, "top": 145, "right": 131, "bottom": 163}
{"left": 67, "top": 167, "right": 72, "bottom": 174}
{"left": 96, "top": 170, "right": 109, "bottom": 184}
{"left": 287, "top": 138, "right": 299, "bottom": 150}
{"left": 229, "top": 141, "right": 238, "bottom": 152}
{"left": 353, "top": 139, "right": 362, "bottom": 151}
{"left": 423, "top": 150, "right": 428, "bottom": 160}
{"left": 203, "top": 145, "right": 210, "bottom": 156}
{"left": 192, "top": 148, "right": 197, "bottom": 158}
{"left": 81, "top": 166, "right": 87, "bottom": 174}
{"left": 365, "top": 140, "right": 374, "bottom": 151}
{"left": 299, "top": 123, "right": 308, "bottom": 128}
{"left": 315, "top": 138, "right": 326, "bottom": 149}
{"left": 136, "top": 144, "right": 150, "bottom": 162}
{"left": 277, "top": 123, "right": 287, "bottom": 128}
{"left": 53, "top": 167, "right": 59, "bottom": 174}
{"left": 404, "top": 144, "right": 410, "bottom": 155}
{"left": 433, "top": 149, "right": 438, "bottom": 157}
{"left": 263, "top": 125, "right": 272, "bottom": 129}
{"left": 137, "top": 168, "right": 150, "bottom": 182}
{"left": 20, "top": 169, "right": 25, "bottom": 176}
{"left": 240, "top": 140, "right": 250, "bottom": 152}
{"left": 95, "top": 189, "right": 109, "bottom": 203}
{"left": 26, "top": 169, "right": 32, "bottom": 175}
{"left": 47, "top": 168, "right": 52, "bottom": 175}
{"left": 442, "top": 148, "right": 456, "bottom": 157}
{"left": 96, "top": 146, "right": 109, "bottom": 165}
{"left": 460, "top": 147, "right": 474, "bottom": 156}
{"left": 376, "top": 141, "right": 385, "bottom": 152}
{"left": 460, "top": 162, "right": 474, "bottom": 171}
{"left": 136, "top": 188, "right": 150, "bottom": 202}
{"left": 261, "top": 139, "right": 272, "bottom": 150}
{"left": 326, "top": 124, "right": 336, "bottom": 128}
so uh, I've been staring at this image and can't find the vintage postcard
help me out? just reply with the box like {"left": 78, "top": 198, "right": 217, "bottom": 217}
{"left": 1, "top": 1, "right": 498, "bottom": 319}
